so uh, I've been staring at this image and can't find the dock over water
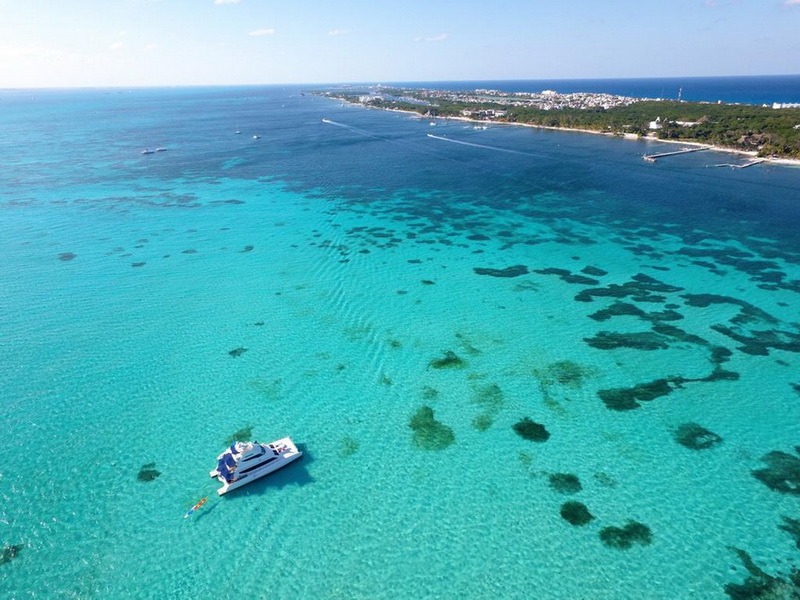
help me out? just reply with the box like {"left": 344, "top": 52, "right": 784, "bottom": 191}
{"left": 712, "top": 158, "right": 766, "bottom": 169}
{"left": 643, "top": 147, "right": 709, "bottom": 162}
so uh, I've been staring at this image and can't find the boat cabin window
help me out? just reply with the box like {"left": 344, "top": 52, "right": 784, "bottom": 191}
{"left": 241, "top": 447, "right": 266, "bottom": 461}
{"left": 239, "top": 457, "right": 277, "bottom": 475}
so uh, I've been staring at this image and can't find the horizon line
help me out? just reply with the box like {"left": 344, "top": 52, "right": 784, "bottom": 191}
{"left": 2, "top": 73, "right": 800, "bottom": 92}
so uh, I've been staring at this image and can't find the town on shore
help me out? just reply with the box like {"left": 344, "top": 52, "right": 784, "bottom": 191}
{"left": 319, "top": 85, "right": 800, "bottom": 162}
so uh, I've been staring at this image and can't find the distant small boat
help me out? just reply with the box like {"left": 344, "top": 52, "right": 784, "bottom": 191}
{"left": 141, "top": 149, "right": 154, "bottom": 155}
{"left": 235, "top": 130, "right": 241, "bottom": 135}
{"left": 155, "top": 147, "right": 167, "bottom": 152}
{"left": 252, "top": 134, "right": 261, "bottom": 140}
{"left": 429, "top": 122, "right": 437, "bottom": 127}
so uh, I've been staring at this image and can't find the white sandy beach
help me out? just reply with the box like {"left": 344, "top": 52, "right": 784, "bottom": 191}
{"left": 353, "top": 102, "right": 800, "bottom": 168}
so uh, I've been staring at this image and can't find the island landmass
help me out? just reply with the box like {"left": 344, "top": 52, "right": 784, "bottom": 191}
{"left": 318, "top": 86, "right": 800, "bottom": 164}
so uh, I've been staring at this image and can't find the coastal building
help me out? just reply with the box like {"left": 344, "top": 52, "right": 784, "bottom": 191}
{"left": 648, "top": 117, "right": 663, "bottom": 130}
{"left": 773, "top": 102, "right": 800, "bottom": 109}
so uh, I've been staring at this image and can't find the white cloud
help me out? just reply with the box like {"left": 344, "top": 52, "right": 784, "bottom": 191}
{"left": 785, "top": 0, "right": 800, "bottom": 5}
{"left": 145, "top": 43, "right": 159, "bottom": 51}
{"left": 249, "top": 28, "right": 276, "bottom": 36}
{"left": 109, "top": 42, "right": 125, "bottom": 51}
{"left": 215, "top": 0, "right": 240, "bottom": 4}
{"left": 0, "top": 43, "right": 56, "bottom": 62}
{"left": 328, "top": 29, "right": 352, "bottom": 36}
{"left": 414, "top": 33, "right": 448, "bottom": 43}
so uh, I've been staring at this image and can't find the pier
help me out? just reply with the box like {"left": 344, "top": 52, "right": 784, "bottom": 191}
{"left": 712, "top": 158, "right": 766, "bottom": 169}
{"left": 642, "top": 147, "right": 709, "bottom": 162}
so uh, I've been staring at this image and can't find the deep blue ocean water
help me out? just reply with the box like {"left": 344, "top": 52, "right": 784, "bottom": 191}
{"left": 381, "top": 74, "right": 800, "bottom": 105}
{"left": 1, "top": 84, "right": 800, "bottom": 599}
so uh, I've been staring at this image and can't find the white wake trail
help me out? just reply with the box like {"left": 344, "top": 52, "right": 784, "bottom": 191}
{"left": 426, "top": 133, "right": 537, "bottom": 157}
{"left": 321, "top": 118, "right": 385, "bottom": 140}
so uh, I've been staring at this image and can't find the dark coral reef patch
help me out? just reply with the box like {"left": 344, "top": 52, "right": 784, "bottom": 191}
{"left": 710, "top": 324, "right": 800, "bottom": 356}
{"left": 599, "top": 521, "right": 652, "bottom": 549}
{"left": 472, "top": 414, "right": 493, "bottom": 431}
{"left": 512, "top": 417, "right": 550, "bottom": 442}
{"left": 598, "top": 354, "right": 738, "bottom": 411}
{"left": 534, "top": 360, "right": 592, "bottom": 388}
{"left": 0, "top": 544, "right": 23, "bottom": 566}
{"left": 58, "top": 252, "right": 76, "bottom": 261}
{"left": 549, "top": 473, "right": 582, "bottom": 494}
{"left": 229, "top": 347, "right": 248, "bottom": 357}
{"left": 470, "top": 383, "right": 504, "bottom": 431}
{"left": 598, "top": 378, "right": 678, "bottom": 411}
{"left": 585, "top": 331, "right": 671, "bottom": 351}
{"left": 560, "top": 501, "right": 595, "bottom": 526}
{"left": 589, "top": 302, "right": 648, "bottom": 322}
{"left": 682, "top": 293, "right": 800, "bottom": 356}
{"left": 752, "top": 449, "right": 800, "bottom": 495}
{"left": 225, "top": 426, "right": 253, "bottom": 445}
{"left": 421, "top": 386, "right": 439, "bottom": 400}
{"left": 682, "top": 294, "right": 778, "bottom": 326}
{"left": 409, "top": 406, "right": 455, "bottom": 451}
{"left": 339, "top": 436, "right": 360, "bottom": 457}
{"left": 429, "top": 350, "right": 467, "bottom": 369}
{"left": 779, "top": 516, "right": 800, "bottom": 549}
{"left": 723, "top": 547, "right": 800, "bottom": 599}
{"left": 575, "top": 273, "right": 683, "bottom": 303}
{"left": 137, "top": 462, "right": 161, "bottom": 482}
{"left": 674, "top": 423, "right": 723, "bottom": 450}
{"left": 473, "top": 265, "right": 529, "bottom": 278}
{"left": 534, "top": 267, "right": 599, "bottom": 286}
{"left": 581, "top": 266, "right": 608, "bottom": 277}
{"left": 588, "top": 301, "right": 684, "bottom": 324}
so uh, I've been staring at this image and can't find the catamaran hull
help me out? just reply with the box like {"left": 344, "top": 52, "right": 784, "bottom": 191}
{"left": 213, "top": 450, "right": 302, "bottom": 495}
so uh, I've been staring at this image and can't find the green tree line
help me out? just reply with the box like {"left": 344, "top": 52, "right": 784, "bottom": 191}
{"left": 326, "top": 92, "right": 800, "bottom": 158}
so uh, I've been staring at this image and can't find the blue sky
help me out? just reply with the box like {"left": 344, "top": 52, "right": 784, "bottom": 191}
{"left": 0, "top": 0, "right": 798, "bottom": 87}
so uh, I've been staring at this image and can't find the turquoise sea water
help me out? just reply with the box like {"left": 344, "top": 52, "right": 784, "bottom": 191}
{"left": 1, "top": 86, "right": 800, "bottom": 599}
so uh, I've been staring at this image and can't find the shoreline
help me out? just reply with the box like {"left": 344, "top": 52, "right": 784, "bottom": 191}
{"left": 333, "top": 100, "right": 800, "bottom": 168}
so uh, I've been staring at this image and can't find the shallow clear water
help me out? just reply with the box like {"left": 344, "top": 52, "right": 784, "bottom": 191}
{"left": 1, "top": 86, "right": 799, "bottom": 599}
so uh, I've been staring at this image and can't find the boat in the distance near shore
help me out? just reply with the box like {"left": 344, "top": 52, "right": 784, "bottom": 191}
{"left": 155, "top": 147, "right": 167, "bottom": 152}
{"left": 209, "top": 437, "right": 302, "bottom": 495}
{"left": 141, "top": 149, "right": 154, "bottom": 155}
